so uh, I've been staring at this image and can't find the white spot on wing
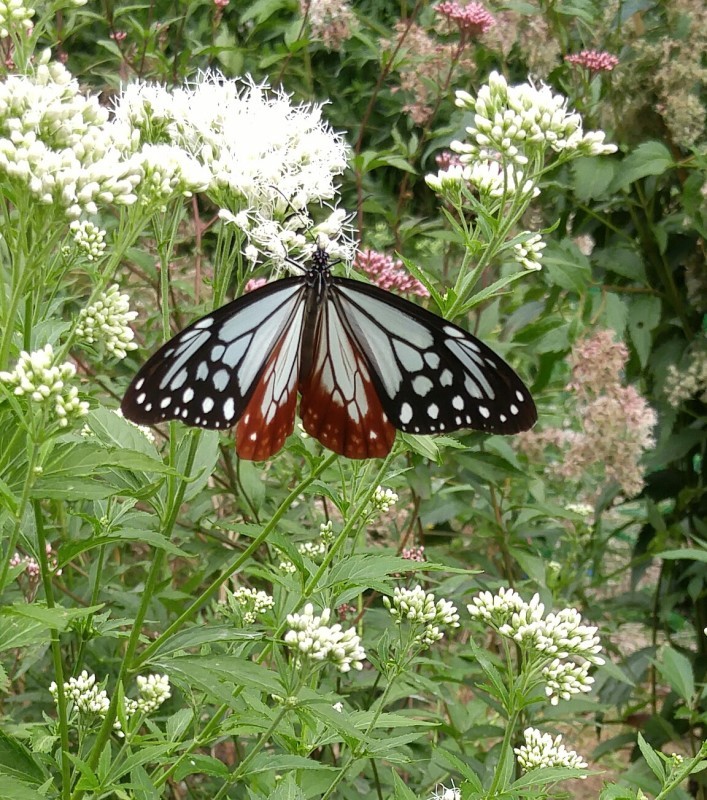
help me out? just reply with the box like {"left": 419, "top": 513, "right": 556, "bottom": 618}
{"left": 400, "top": 402, "right": 413, "bottom": 424}
{"left": 453, "top": 395, "right": 464, "bottom": 410}
{"left": 510, "top": 404, "right": 519, "bottom": 415}
{"left": 194, "top": 317, "right": 214, "bottom": 329}
{"left": 182, "top": 388, "right": 194, "bottom": 403}
{"left": 160, "top": 397, "right": 171, "bottom": 409}
{"left": 202, "top": 397, "right": 214, "bottom": 413}
{"left": 427, "top": 403, "right": 439, "bottom": 419}
{"left": 440, "top": 369, "right": 453, "bottom": 387}
{"left": 412, "top": 375, "right": 433, "bottom": 396}
{"left": 393, "top": 340, "right": 424, "bottom": 372}
{"left": 136, "top": 392, "right": 146, "bottom": 405}
{"left": 212, "top": 369, "right": 229, "bottom": 392}
{"left": 516, "top": 390, "right": 524, "bottom": 402}
{"left": 479, "top": 406, "right": 490, "bottom": 418}
{"left": 424, "top": 352, "right": 440, "bottom": 369}
{"left": 196, "top": 361, "right": 209, "bottom": 381}
{"left": 135, "top": 378, "right": 144, "bottom": 391}
{"left": 444, "top": 325, "right": 465, "bottom": 338}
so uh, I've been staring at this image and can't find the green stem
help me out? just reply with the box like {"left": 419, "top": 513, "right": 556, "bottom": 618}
{"left": 34, "top": 499, "right": 71, "bottom": 800}
{"left": 137, "top": 452, "right": 339, "bottom": 670}
{"left": 211, "top": 706, "right": 290, "bottom": 800}
{"left": 72, "top": 432, "right": 202, "bottom": 800}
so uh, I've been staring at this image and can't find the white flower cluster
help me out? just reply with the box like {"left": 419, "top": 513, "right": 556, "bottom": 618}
{"left": 664, "top": 346, "right": 707, "bottom": 408}
{"left": 125, "top": 673, "right": 171, "bottom": 715}
{"left": 384, "top": 585, "right": 460, "bottom": 647}
{"left": 468, "top": 588, "right": 603, "bottom": 705}
{"left": 136, "top": 143, "right": 211, "bottom": 211}
{"left": 230, "top": 586, "right": 275, "bottom": 624}
{"left": 319, "top": 519, "right": 334, "bottom": 543}
{"left": 542, "top": 658, "right": 594, "bottom": 706}
{"left": 69, "top": 220, "right": 106, "bottom": 261}
{"left": 426, "top": 161, "right": 539, "bottom": 202}
{"left": 49, "top": 671, "right": 120, "bottom": 732}
{"left": 429, "top": 785, "right": 460, "bottom": 800}
{"left": 372, "top": 485, "right": 398, "bottom": 514}
{"left": 112, "top": 74, "right": 352, "bottom": 266}
{"left": 0, "top": 54, "right": 142, "bottom": 218}
{"left": 514, "top": 727, "right": 588, "bottom": 775}
{"left": 453, "top": 71, "right": 617, "bottom": 165}
{"left": 75, "top": 284, "right": 138, "bottom": 360}
{"left": 0, "top": 0, "right": 34, "bottom": 38}
{"left": 0, "top": 343, "right": 88, "bottom": 426}
{"left": 284, "top": 603, "right": 366, "bottom": 672}
{"left": 513, "top": 233, "right": 546, "bottom": 271}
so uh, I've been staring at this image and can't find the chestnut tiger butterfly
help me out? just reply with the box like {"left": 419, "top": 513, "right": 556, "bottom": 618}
{"left": 121, "top": 247, "right": 537, "bottom": 460}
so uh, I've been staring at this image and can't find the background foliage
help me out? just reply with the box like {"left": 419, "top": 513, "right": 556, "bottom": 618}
{"left": 0, "top": 0, "right": 705, "bottom": 798}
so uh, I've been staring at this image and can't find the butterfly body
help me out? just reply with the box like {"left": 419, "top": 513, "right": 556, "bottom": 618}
{"left": 122, "top": 249, "right": 536, "bottom": 460}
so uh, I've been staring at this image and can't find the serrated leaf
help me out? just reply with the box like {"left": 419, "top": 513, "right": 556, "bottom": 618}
{"left": 628, "top": 295, "right": 661, "bottom": 367}
{"left": 4, "top": 602, "right": 104, "bottom": 632}
{"left": 148, "top": 624, "right": 261, "bottom": 658}
{"left": 542, "top": 240, "right": 592, "bottom": 292}
{"left": 0, "top": 616, "right": 49, "bottom": 652}
{"left": 392, "top": 770, "right": 418, "bottom": 800}
{"left": 637, "top": 732, "right": 666, "bottom": 781}
{"left": 0, "top": 776, "right": 45, "bottom": 800}
{"left": 57, "top": 529, "right": 189, "bottom": 567}
{"left": 594, "top": 245, "right": 647, "bottom": 282}
{"left": 157, "top": 654, "right": 283, "bottom": 698}
{"left": 610, "top": 141, "right": 673, "bottom": 192}
{"left": 0, "top": 730, "right": 45, "bottom": 784}
{"left": 173, "top": 754, "right": 229, "bottom": 781}
{"left": 166, "top": 708, "right": 193, "bottom": 741}
{"left": 249, "top": 754, "right": 338, "bottom": 774}
{"left": 572, "top": 156, "right": 615, "bottom": 201}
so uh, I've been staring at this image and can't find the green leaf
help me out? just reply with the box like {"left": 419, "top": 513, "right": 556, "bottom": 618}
{"left": 0, "top": 730, "right": 45, "bottom": 784}
{"left": 173, "top": 754, "right": 229, "bottom": 781}
{"left": 0, "top": 776, "right": 46, "bottom": 800}
{"left": 656, "top": 646, "right": 695, "bottom": 702}
{"left": 542, "top": 240, "right": 592, "bottom": 292}
{"left": 658, "top": 548, "right": 707, "bottom": 563}
{"left": 594, "top": 245, "right": 647, "bottom": 282}
{"left": 0, "top": 615, "right": 49, "bottom": 652}
{"left": 510, "top": 765, "right": 591, "bottom": 788}
{"left": 249, "top": 754, "right": 338, "bottom": 774}
{"left": 57, "top": 529, "right": 189, "bottom": 566}
{"left": 148, "top": 624, "right": 261, "bottom": 658}
{"left": 637, "top": 732, "right": 666, "bottom": 781}
{"left": 572, "top": 156, "right": 615, "bottom": 201}
{"left": 4, "top": 602, "right": 104, "bottom": 632}
{"left": 604, "top": 293, "right": 629, "bottom": 336}
{"left": 392, "top": 770, "right": 418, "bottom": 800}
{"left": 166, "top": 709, "right": 193, "bottom": 741}
{"left": 609, "top": 141, "right": 673, "bottom": 192}
{"left": 628, "top": 295, "right": 661, "bottom": 367}
{"left": 130, "top": 765, "right": 159, "bottom": 800}
{"left": 267, "top": 773, "right": 306, "bottom": 800}
{"left": 182, "top": 431, "right": 220, "bottom": 500}
{"left": 157, "top": 655, "right": 283, "bottom": 701}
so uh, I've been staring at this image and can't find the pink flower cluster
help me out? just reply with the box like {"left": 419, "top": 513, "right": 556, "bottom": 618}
{"left": 244, "top": 277, "right": 267, "bottom": 293}
{"left": 355, "top": 249, "right": 429, "bottom": 298}
{"left": 436, "top": 1, "right": 496, "bottom": 36}
{"left": 402, "top": 545, "right": 426, "bottom": 562}
{"left": 518, "top": 330, "right": 657, "bottom": 498}
{"left": 435, "top": 150, "right": 462, "bottom": 171}
{"left": 565, "top": 50, "right": 619, "bottom": 73}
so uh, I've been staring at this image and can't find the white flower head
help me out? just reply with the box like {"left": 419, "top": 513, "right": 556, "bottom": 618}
{"left": 228, "top": 586, "right": 275, "bottom": 624}
{"left": 0, "top": 0, "right": 35, "bottom": 39}
{"left": 0, "top": 344, "right": 89, "bottom": 426}
{"left": 284, "top": 603, "right": 366, "bottom": 673}
{"left": 372, "top": 485, "right": 398, "bottom": 514}
{"left": 453, "top": 71, "right": 617, "bottom": 166}
{"left": 515, "top": 727, "right": 588, "bottom": 775}
{"left": 75, "top": 284, "right": 138, "bottom": 360}
{"left": 513, "top": 232, "right": 546, "bottom": 271}
{"left": 50, "top": 670, "right": 123, "bottom": 734}
{"left": 384, "top": 585, "right": 460, "bottom": 647}
{"left": 69, "top": 220, "right": 107, "bottom": 261}
{"left": 125, "top": 673, "right": 171, "bottom": 715}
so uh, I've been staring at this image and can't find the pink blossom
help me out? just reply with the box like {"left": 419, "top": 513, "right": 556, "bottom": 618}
{"left": 244, "top": 277, "right": 267, "bottom": 293}
{"left": 337, "top": 603, "right": 357, "bottom": 621}
{"left": 110, "top": 31, "right": 127, "bottom": 42}
{"left": 436, "top": 1, "right": 496, "bottom": 36}
{"left": 402, "top": 545, "right": 426, "bottom": 562}
{"left": 355, "top": 249, "right": 429, "bottom": 298}
{"left": 567, "top": 329, "right": 628, "bottom": 397}
{"left": 214, "top": 0, "right": 229, "bottom": 6}
{"left": 565, "top": 50, "right": 619, "bottom": 73}
{"left": 435, "top": 150, "right": 462, "bottom": 170}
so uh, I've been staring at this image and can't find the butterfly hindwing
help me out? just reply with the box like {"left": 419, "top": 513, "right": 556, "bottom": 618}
{"left": 332, "top": 277, "right": 537, "bottom": 436}
{"left": 299, "top": 298, "right": 396, "bottom": 459}
{"left": 120, "top": 278, "right": 306, "bottom": 431}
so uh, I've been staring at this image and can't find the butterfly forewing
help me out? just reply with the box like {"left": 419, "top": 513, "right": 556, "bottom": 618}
{"left": 298, "top": 298, "right": 396, "bottom": 458}
{"left": 121, "top": 279, "right": 305, "bottom": 431}
{"left": 333, "top": 278, "right": 537, "bottom": 436}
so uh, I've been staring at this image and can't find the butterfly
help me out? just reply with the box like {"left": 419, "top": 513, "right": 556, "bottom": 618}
{"left": 121, "top": 247, "right": 537, "bottom": 460}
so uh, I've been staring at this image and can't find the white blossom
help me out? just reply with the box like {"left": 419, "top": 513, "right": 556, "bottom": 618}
{"left": 542, "top": 658, "right": 594, "bottom": 705}
{"left": 69, "top": 220, "right": 106, "bottom": 261}
{"left": 75, "top": 284, "right": 138, "bottom": 360}
{"left": 125, "top": 673, "right": 171, "bottom": 715}
{"left": 49, "top": 670, "right": 122, "bottom": 734}
{"left": 284, "top": 603, "right": 366, "bottom": 673}
{"left": 513, "top": 232, "right": 546, "bottom": 270}
{"left": 384, "top": 585, "right": 460, "bottom": 647}
{"left": 112, "top": 73, "right": 352, "bottom": 265}
{"left": 453, "top": 71, "right": 617, "bottom": 166}
{"left": 0, "top": 0, "right": 34, "bottom": 38}
{"left": 515, "top": 727, "right": 588, "bottom": 775}
{"left": 0, "top": 344, "right": 88, "bottom": 426}
{"left": 664, "top": 345, "right": 707, "bottom": 408}
{"left": 0, "top": 55, "right": 141, "bottom": 218}
{"left": 430, "top": 785, "right": 461, "bottom": 800}
{"left": 426, "top": 160, "right": 539, "bottom": 201}
{"left": 372, "top": 485, "right": 398, "bottom": 513}
{"left": 229, "top": 586, "right": 275, "bottom": 624}
{"left": 135, "top": 143, "right": 211, "bottom": 209}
